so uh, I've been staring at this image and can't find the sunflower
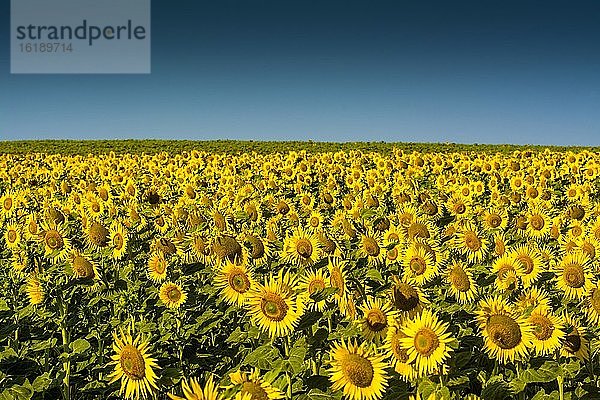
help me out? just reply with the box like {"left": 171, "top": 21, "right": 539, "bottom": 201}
{"left": 159, "top": 282, "right": 187, "bottom": 309}
{"left": 243, "top": 234, "right": 271, "bottom": 266}
{"left": 110, "top": 221, "right": 129, "bottom": 260}
{"left": 528, "top": 306, "right": 564, "bottom": 356}
{"left": 454, "top": 223, "right": 488, "bottom": 264}
{"left": 214, "top": 260, "right": 256, "bottom": 306}
{"left": 554, "top": 251, "right": 594, "bottom": 301}
{"left": 283, "top": 227, "right": 321, "bottom": 267}
{"left": 583, "top": 285, "right": 600, "bottom": 324}
{"left": 247, "top": 275, "right": 301, "bottom": 338}
{"left": 229, "top": 369, "right": 283, "bottom": 400}
{"left": 299, "top": 268, "right": 329, "bottom": 312}
{"left": 3, "top": 222, "right": 21, "bottom": 251}
{"left": 514, "top": 288, "right": 552, "bottom": 313}
{"left": 328, "top": 339, "right": 388, "bottom": 400}
{"left": 476, "top": 296, "right": 534, "bottom": 363}
{"left": 481, "top": 207, "right": 508, "bottom": 232}
{"left": 491, "top": 253, "right": 523, "bottom": 292}
{"left": 40, "top": 220, "right": 71, "bottom": 262}
{"left": 358, "top": 229, "right": 386, "bottom": 267}
{"left": 26, "top": 275, "right": 44, "bottom": 305}
{"left": 328, "top": 258, "right": 350, "bottom": 310}
{"left": 389, "top": 277, "right": 428, "bottom": 319}
{"left": 510, "top": 245, "right": 543, "bottom": 287}
{"left": 358, "top": 297, "right": 396, "bottom": 344}
{"left": 306, "top": 210, "right": 326, "bottom": 233}
{"left": 107, "top": 325, "right": 160, "bottom": 400}
{"left": 524, "top": 205, "right": 552, "bottom": 239}
{"left": 147, "top": 252, "right": 168, "bottom": 283}
{"left": 383, "top": 323, "right": 417, "bottom": 380}
{"left": 445, "top": 261, "right": 477, "bottom": 304}
{"left": 398, "top": 309, "right": 453, "bottom": 377}
{"left": 560, "top": 314, "right": 589, "bottom": 361}
{"left": 186, "top": 232, "right": 212, "bottom": 264}
{"left": 402, "top": 243, "right": 438, "bottom": 285}
{"left": 68, "top": 249, "right": 101, "bottom": 282}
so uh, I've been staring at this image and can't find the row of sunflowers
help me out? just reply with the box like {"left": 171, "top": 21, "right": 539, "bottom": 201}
{"left": 0, "top": 148, "right": 599, "bottom": 399}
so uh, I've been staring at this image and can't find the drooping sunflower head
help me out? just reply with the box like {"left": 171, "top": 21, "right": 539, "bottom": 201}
{"left": 560, "top": 314, "right": 589, "bottom": 361}
{"left": 328, "top": 339, "right": 389, "bottom": 400}
{"left": 383, "top": 323, "right": 416, "bottom": 380}
{"left": 389, "top": 277, "right": 428, "bottom": 318}
{"left": 26, "top": 275, "right": 44, "bottom": 306}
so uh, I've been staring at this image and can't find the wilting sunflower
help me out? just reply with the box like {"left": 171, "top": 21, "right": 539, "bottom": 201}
{"left": 554, "top": 251, "right": 594, "bottom": 301}
{"left": 26, "top": 275, "right": 44, "bottom": 305}
{"left": 383, "top": 322, "right": 417, "bottom": 381}
{"left": 328, "top": 339, "right": 388, "bottom": 400}
{"left": 108, "top": 326, "right": 160, "bottom": 400}
{"left": 147, "top": 252, "right": 168, "bottom": 283}
{"left": 299, "top": 268, "right": 329, "bottom": 312}
{"left": 445, "top": 261, "right": 477, "bottom": 304}
{"left": 214, "top": 260, "right": 256, "bottom": 306}
{"left": 528, "top": 306, "right": 564, "bottom": 356}
{"left": 560, "top": 313, "right": 589, "bottom": 361}
{"left": 358, "top": 297, "right": 396, "bottom": 344}
{"left": 247, "top": 275, "right": 301, "bottom": 338}
{"left": 159, "top": 282, "right": 187, "bottom": 309}
{"left": 283, "top": 227, "right": 321, "bottom": 267}
{"left": 168, "top": 375, "right": 223, "bottom": 400}
{"left": 476, "top": 296, "right": 534, "bottom": 363}
{"left": 389, "top": 277, "right": 428, "bottom": 319}
{"left": 229, "top": 369, "right": 283, "bottom": 400}
{"left": 398, "top": 309, "right": 453, "bottom": 377}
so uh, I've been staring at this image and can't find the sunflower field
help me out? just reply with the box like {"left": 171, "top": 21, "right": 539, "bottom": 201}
{"left": 1, "top": 148, "right": 600, "bottom": 400}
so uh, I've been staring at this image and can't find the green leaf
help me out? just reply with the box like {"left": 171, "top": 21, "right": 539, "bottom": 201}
{"left": 481, "top": 375, "right": 511, "bottom": 400}
{"left": 365, "top": 268, "right": 384, "bottom": 283}
{"left": 243, "top": 344, "right": 280, "bottom": 370}
{"left": 288, "top": 338, "right": 307, "bottom": 374}
{"left": 70, "top": 338, "right": 91, "bottom": 354}
{"left": 0, "top": 299, "right": 9, "bottom": 312}
{"left": 32, "top": 373, "right": 52, "bottom": 392}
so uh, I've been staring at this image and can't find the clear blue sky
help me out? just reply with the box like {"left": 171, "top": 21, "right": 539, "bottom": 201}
{"left": 1, "top": 1, "right": 599, "bottom": 144}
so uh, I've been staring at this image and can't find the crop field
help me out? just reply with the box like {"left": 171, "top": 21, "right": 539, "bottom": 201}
{"left": 1, "top": 143, "right": 600, "bottom": 400}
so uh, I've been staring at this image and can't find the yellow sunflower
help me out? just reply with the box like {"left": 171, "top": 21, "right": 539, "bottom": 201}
{"left": 454, "top": 223, "right": 488, "bottom": 264}
{"left": 26, "top": 275, "right": 44, "bottom": 305}
{"left": 358, "top": 297, "right": 396, "bottom": 344}
{"left": 229, "top": 369, "right": 283, "bottom": 400}
{"left": 108, "top": 326, "right": 160, "bottom": 400}
{"left": 445, "top": 261, "right": 477, "bottom": 304}
{"left": 476, "top": 296, "right": 534, "bottom": 363}
{"left": 168, "top": 375, "right": 222, "bottom": 400}
{"left": 402, "top": 243, "right": 437, "bottom": 285}
{"left": 554, "top": 251, "right": 594, "bottom": 301}
{"left": 147, "top": 252, "right": 168, "bottom": 283}
{"left": 159, "top": 282, "right": 187, "bottom": 309}
{"left": 528, "top": 306, "right": 564, "bottom": 356}
{"left": 358, "top": 229, "right": 386, "bottom": 267}
{"left": 299, "top": 268, "right": 329, "bottom": 312}
{"left": 247, "top": 276, "right": 301, "bottom": 338}
{"left": 110, "top": 221, "right": 129, "bottom": 260}
{"left": 328, "top": 339, "right": 388, "bottom": 400}
{"left": 510, "top": 245, "right": 544, "bottom": 287}
{"left": 398, "top": 309, "right": 454, "bottom": 377}
{"left": 560, "top": 314, "right": 589, "bottom": 361}
{"left": 214, "top": 260, "right": 256, "bottom": 307}
{"left": 583, "top": 285, "right": 600, "bottom": 324}
{"left": 283, "top": 227, "right": 321, "bottom": 267}
{"left": 383, "top": 322, "right": 417, "bottom": 381}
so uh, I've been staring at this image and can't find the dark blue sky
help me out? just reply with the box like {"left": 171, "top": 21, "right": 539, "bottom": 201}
{"left": 1, "top": 1, "right": 599, "bottom": 144}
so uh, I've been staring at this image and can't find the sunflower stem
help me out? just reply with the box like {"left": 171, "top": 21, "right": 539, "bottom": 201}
{"left": 557, "top": 376, "right": 564, "bottom": 400}
{"left": 59, "top": 297, "right": 71, "bottom": 400}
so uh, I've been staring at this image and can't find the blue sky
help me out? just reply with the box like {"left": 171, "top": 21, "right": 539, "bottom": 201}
{"left": 1, "top": 1, "right": 599, "bottom": 144}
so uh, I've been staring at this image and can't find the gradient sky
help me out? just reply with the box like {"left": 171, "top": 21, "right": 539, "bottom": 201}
{"left": 1, "top": 0, "right": 599, "bottom": 144}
